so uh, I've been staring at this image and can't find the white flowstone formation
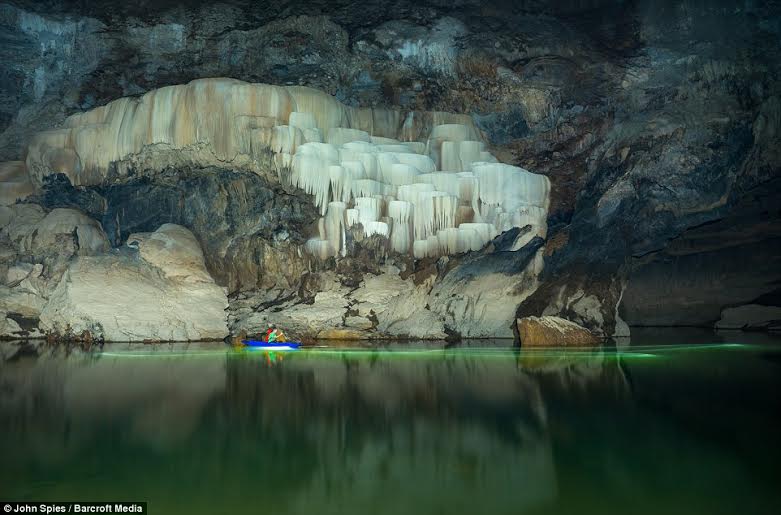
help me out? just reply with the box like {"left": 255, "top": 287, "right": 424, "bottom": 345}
{"left": 18, "top": 77, "right": 550, "bottom": 261}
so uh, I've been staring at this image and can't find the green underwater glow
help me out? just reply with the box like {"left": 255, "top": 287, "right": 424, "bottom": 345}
{"left": 90, "top": 342, "right": 757, "bottom": 361}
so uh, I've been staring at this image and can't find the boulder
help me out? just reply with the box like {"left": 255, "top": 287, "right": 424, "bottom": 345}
{"left": 715, "top": 304, "right": 781, "bottom": 331}
{"left": 39, "top": 224, "right": 228, "bottom": 341}
{"left": 32, "top": 208, "right": 109, "bottom": 256}
{"left": 517, "top": 316, "right": 601, "bottom": 347}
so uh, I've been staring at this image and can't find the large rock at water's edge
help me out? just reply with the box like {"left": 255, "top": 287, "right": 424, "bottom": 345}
{"left": 715, "top": 305, "right": 781, "bottom": 331}
{"left": 40, "top": 224, "right": 229, "bottom": 341}
{"left": 517, "top": 316, "right": 601, "bottom": 347}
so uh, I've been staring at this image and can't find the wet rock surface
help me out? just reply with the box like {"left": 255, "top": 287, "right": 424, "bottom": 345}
{"left": 517, "top": 315, "right": 601, "bottom": 347}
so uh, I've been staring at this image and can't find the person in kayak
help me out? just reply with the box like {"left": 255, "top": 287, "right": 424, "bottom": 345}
{"left": 266, "top": 324, "right": 288, "bottom": 343}
{"left": 264, "top": 323, "right": 274, "bottom": 342}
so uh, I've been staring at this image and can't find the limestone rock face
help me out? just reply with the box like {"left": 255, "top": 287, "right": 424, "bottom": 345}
{"left": 36, "top": 166, "right": 319, "bottom": 293}
{"left": 0, "top": 204, "right": 111, "bottom": 338}
{"left": 0, "top": 162, "right": 33, "bottom": 205}
{"left": 3, "top": 0, "right": 780, "bottom": 335}
{"left": 517, "top": 316, "right": 601, "bottom": 348}
{"left": 39, "top": 224, "right": 228, "bottom": 342}
{"left": 429, "top": 229, "right": 545, "bottom": 338}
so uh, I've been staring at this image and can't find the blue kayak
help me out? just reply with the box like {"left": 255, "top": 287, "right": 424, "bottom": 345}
{"left": 242, "top": 340, "right": 301, "bottom": 350}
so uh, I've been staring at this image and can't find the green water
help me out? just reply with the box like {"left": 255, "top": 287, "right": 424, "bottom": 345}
{"left": 1, "top": 330, "right": 780, "bottom": 515}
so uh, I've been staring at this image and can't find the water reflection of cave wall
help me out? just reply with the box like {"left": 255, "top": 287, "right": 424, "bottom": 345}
{"left": 221, "top": 350, "right": 631, "bottom": 514}
{"left": 0, "top": 344, "right": 631, "bottom": 514}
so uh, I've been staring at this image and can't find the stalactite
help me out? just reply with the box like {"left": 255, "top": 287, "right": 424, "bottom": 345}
{"left": 417, "top": 172, "right": 460, "bottom": 197}
{"left": 20, "top": 77, "right": 550, "bottom": 262}
{"left": 363, "top": 221, "right": 389, "bottom": 238}
{"left": 388, "top": 200, "right": 413, "bottom": 223}
{"left": 436, "top": 227, "right": 460, "bottom": 255}
{"left": 345, "top": 208, "right": 360, "bottom": 227}
{"left": 458, "top": 222, "right": 498, "bottom": 245}
{"left": 397, "top": 182, "right": 435, "bottom": 205}
{"left": 457, "top": 226, "right": 483, "bottom": 253}
{"left": 352, "top": 179, "right": 386, "bottom": 199}
{"left": 355, "top": 197, "right": 381, "bottom": 227}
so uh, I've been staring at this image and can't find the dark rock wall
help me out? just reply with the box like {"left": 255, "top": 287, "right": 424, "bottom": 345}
{"left": 33, "top": 167, "right": 319, "bottom": 293}
{"left": 2, "top": 0, "right": 779, "bottom": 332}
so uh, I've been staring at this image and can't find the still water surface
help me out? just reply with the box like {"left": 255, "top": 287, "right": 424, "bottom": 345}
{"left": 1, "top": 330, "right": 780, "bottom": 514}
